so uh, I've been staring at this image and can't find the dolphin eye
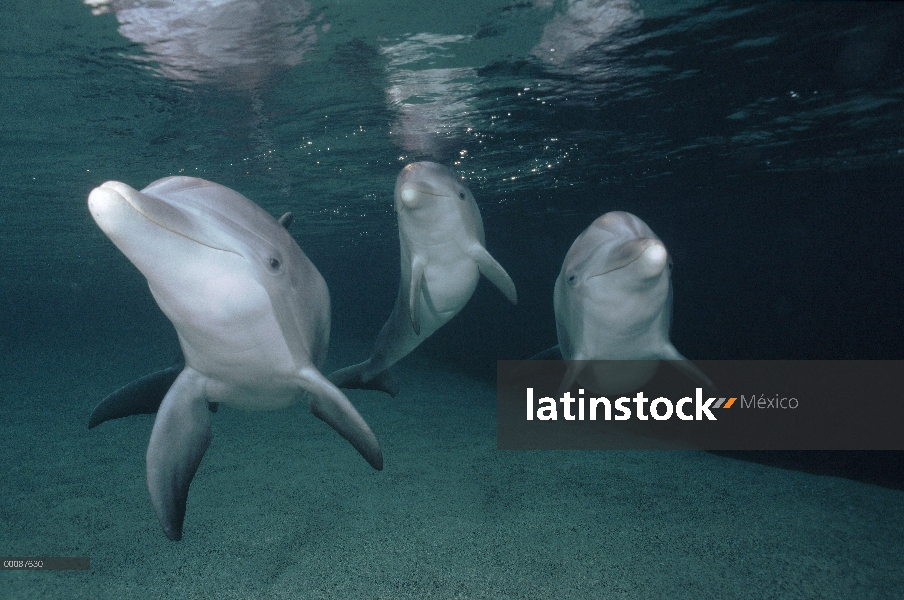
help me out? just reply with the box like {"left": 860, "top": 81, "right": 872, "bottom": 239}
{"left": 458, "top": 192, "right": 466, "bottom": 200}
{"left": 269, "top": 258, "right": 281, "bottom": 270}
{"left": 567, "top": 274, "right": 576, "bottom": 284}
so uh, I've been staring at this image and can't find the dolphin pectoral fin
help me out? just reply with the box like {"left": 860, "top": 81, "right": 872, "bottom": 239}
{"left": 468, "top": 243, "right": 517, "bottom": 304}
{"left": 146, "top": 368, "right": 212, "bottom": 542}
{"left": 301, "top": 367, "right": 384, "bottom": 470}
{"left": 89, "top": 365, "right": 182, "bottom": 429}
{"left": 660, "top": 345, "right": 717, "bottom": 395}
{"left": 329, "top": 363, "right": 400, "bottom": 398}
{"left": 527, "top": 345, "right": 563, "bottom": 361}
{"left": 408, "top": 257, "right": 427, "bottom": 335}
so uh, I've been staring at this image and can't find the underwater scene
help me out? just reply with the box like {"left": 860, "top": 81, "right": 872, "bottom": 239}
{"left": 2, "top": 0, "right": 903, "bottom": 597}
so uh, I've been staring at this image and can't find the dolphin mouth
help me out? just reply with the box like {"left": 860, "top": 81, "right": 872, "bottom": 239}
{"left": 401, "top": 180, "right": 446, "bottom": 197}
{"left": 398, "top": 162, "right": 452, "bottom": 198}
{"left": 99, "top": 181, "right": 237, "bottom": 255}
{"left": 397, "top": 178, "right": 449, "bottom": 208}
{"left": 587, "top": 255, "right": 642, "bottom": 278}
{"left": 585, "top": 256, "right": 644, "bottom": 280}
{"left": 586, "top": 238, "right": 661, "bottom": 279}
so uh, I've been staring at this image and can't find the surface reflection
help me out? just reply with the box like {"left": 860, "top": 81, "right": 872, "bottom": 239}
{"left": 380, "top": 1, "right": 648, "bottom": 158}
{"left": 531, "top": 0, "right": 641, "bottom": 65}
{"left": 381, "top": 34, "right": 478, "bottom": 158}
{"left": 83, "top": 0, "right": 325, "bottom": 91}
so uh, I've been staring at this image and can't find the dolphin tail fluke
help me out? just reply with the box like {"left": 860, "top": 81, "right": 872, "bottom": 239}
{"left": 89, "top": 365, "right": 182, "bottom": 429}
{"left": 661, "top": 345, "right": 718, "bottom": 395}
{"left": 301, "top": 367, "right": 384, "bottom": 471}
{"left": 146, "top": 368, "right": 212, "bottom": 542}
{"left": 328, "top": 362, "right": 400, "bottom": 398}
{"left": 468, "top": 243, "right": 518, "bottom": 304}
{"left": 558, "top": 359, "right": 587, "bottom": 397}
{"left": 527, "top": 345, "right": 563, "bottom": 361}
{"left": 508, "top": 346, "right": 565, "bottom": 391}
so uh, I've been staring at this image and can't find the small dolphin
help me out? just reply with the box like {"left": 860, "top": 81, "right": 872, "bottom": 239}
{"left": 87, "top": 176, "right": 382, "bottom": 541}
{"left": 329, "top": 162, "right": 517, "bottom": 396}
{"left": 549, "top": 211, "right": 713, "bottom": 395}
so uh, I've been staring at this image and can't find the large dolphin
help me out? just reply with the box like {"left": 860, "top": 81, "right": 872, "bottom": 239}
{"left": 87, "top": 176, "right": 382, "bottom": 541}
{"left": 329, "top": 162, "right": 517, "bottom": 396}
{"left": 550, "top": 211, "right": 713, "bottom": 395}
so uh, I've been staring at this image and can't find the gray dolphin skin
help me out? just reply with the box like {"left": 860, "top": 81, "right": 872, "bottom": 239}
{"left": 87, "top": 176, "right": 382, "bottom": 541}
{"left": 553, "top": 211, "right": 714, "bottom": 395}
{"left": 329, "top": 162, "right": 517, "bottom": 397}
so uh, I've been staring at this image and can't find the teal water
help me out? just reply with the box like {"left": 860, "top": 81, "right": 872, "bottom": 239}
{"left": 2, "top": 1, "right": 903, "bottom": 597}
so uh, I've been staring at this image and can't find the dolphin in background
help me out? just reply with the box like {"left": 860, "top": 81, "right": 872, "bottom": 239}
{"left": 547, "top": 211, "right": 714, "bottom": 396}
{"left": 329, "top": 162, "right": 517, "bottom": 397}
{"left": 87, "top": 176, "right": 382, "bottom": 541}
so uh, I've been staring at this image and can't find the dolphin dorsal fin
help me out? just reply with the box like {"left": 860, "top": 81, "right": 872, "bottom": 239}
{"left": 278, "top": 212, "right": 293, "bottom": 230}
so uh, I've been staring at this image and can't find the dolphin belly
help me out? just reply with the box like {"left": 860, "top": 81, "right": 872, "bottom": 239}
{"left": 421, "top": 258, "right": 479, "bottom": 317}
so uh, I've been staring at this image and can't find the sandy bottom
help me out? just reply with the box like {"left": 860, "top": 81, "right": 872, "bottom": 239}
{"left": 2, "top": 326, "right": 903, "bottom": 599}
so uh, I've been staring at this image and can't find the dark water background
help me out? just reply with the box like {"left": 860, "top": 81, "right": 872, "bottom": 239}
{"left": 3, "top": 0, "right": 904, "bottom": 492}
{"left": 3, "top": 0, "right": 902, "bottom": 365}
{"left": 2, "top": 0, "right": 904, "bottom": 596}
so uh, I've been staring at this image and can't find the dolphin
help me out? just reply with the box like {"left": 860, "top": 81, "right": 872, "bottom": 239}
{"left": 329, "top": 162, "right": 517, "bottom": 397}
{"left": 549, "top": 211, "right": 714, "bottom": 395}
{"left": 87, "top": 176, "right": 382, "bottom": 541}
